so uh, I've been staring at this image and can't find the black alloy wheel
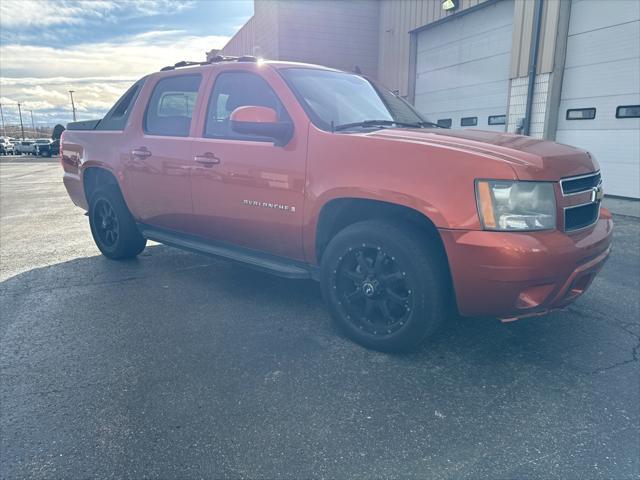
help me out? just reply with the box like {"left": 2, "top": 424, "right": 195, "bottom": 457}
{"left": 88, "top": 185, "right": 146, "bottom": 260}
{"left": 321, "top": 220, "right": 449, "bottom": 352}
{"left": 331, "top": 244, "right": 413, "bottom": 336}
{"left": 93, "top": 198, "right": 120, "bottom": 248}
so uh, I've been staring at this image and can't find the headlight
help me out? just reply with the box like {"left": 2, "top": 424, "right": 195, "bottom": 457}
{"left": 476, "top": 180, "right": 556, "bottom": 231}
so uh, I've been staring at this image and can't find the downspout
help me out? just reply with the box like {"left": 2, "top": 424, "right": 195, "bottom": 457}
{"left": 523, "top": 0, "right": 544, "bottom": 136}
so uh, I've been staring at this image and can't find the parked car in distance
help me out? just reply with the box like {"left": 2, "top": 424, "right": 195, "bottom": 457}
{"left": 0, "top": 137, "right": 14, "bottom": 155}
{"left": 60, "top": 58, "right": 613, "bottom": 352}
{"left": 15, "top": 140, "right": 36, "bottom": 155}
{"left": 48, "top": 139, "right": 60, "bottom": 157}
{"left": 34, "top": 138, "right": 52, "bottom": 156}
{"left": 8, "top": 139, "right": 19, "bottom": 154}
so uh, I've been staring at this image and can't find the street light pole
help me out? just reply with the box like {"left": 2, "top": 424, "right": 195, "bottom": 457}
{"left": 17, "top": 102, "right": 25, "bottom": 140}
{"left": 68, "top": 90, "right": 77, "bottom": 122}
{"left": 29, "top": 110, "right": 36, "bottom": 138}
{"left": 0, "top": 103, "right": 6, "bottom": 137}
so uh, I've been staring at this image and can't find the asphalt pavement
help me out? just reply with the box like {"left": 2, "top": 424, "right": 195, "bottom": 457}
{"left": 1, "top": 156, "right": 639, "bottom": 479}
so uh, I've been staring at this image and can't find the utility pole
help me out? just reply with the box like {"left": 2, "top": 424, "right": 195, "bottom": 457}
{"left": 0, "top": 103, "right": 6, "bottom": 137}
{"left": 68, "top": 90, "right": 77, "bottom": 122}
{"left": 17, "top": 102, "right": 25, "bottom": 140}
{"left": 29, "top": 110, "right": 36, "bottom": 138}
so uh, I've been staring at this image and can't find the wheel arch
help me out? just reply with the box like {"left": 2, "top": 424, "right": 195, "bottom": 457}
{"left": 314, "top": 196, "right": 447, "bottom": 265}
{"left": 314, "top": 196, "right": 459, "bottom": 315}
{"left": 82, "top": 164, "right": 127, "bottom": 208}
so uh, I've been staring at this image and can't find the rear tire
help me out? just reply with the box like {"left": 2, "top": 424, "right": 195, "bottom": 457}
{"left": 88, "top": 185, "right": 146, "bottom": 260}
{"left": 320, "top": 220, "right": 449, "bottom": 352}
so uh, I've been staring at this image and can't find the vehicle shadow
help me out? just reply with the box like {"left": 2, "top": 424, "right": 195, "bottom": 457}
{"left": 1, "top": 242, "right": 628, "bottom": 378}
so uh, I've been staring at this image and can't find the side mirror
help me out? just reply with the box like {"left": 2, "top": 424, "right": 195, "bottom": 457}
{"left": 230, "top": 106, "right": 293, "bottom": 146}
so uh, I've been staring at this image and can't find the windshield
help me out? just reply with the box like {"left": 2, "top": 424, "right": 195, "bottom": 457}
{"left": 280, "top": 68, "right": 428, "bottom": 131}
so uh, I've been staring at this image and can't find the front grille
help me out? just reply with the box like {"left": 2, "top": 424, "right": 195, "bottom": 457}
{"left": 565, "top": 202, "right": 600, "bottom": 231}
{"left": 561, "top": 172, "right": 601, "bottom": 195}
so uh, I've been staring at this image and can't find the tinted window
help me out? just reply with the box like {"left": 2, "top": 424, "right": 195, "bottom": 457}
{"left": 282, "top": 68, "right": 432, "bottom": 131}
{"left": 204, "top": 71, "right": 288, "bottom": 140}
{"left": 145, "top": 74, "right": 201, "bottom": 137}
{"left": 372, "top": 82, "right": 424, "bottom": 125}
{"left": 461, "top": 117, "right": 477, "bottom": 127}
{"left": 437, "top": 118, "right": 452, "bottom": 128}
{"left": 97, "top": 80, "right": 144, "bottom": 131}
{"left": 616, "top": 105, "right": 640, "bottom": 118}
{"left": 566, "top": 108, "right": 596, "bottom": 120}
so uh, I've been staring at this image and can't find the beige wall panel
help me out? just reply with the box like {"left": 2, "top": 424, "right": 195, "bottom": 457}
{"left": 277, "top": 0, "right": 380, "bottom": 76}
{"left": 539, "top": 0, "right": 561, "bottom": 74}
{"left": 221, "top": 16, "right": 256, "bottom": 56}
{"left": 254, "top": 0, "right": 280, "bottom": 59}
{"left": 510, "top": 0, "right": 562, "bottom": 78}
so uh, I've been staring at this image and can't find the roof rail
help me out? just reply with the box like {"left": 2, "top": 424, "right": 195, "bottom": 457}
{"left": 160, "top": 60, "right": 207, "bottom": 71}
{"left": 208, "top": 54, "right": 259, "bottom": 63}
{"left": 160, "top": 55, "right": 259, "bottom": 71}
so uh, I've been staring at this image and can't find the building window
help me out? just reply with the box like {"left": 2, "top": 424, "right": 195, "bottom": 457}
{"left": 616, "top": 105, "right": 640, "bottom": 118}
{"left": 488, "top": 115, "right": 506, "bottom": 126}
{"left": 437, "top": 118, "right": 452, "bottom": 128}
{"left": 566, "top": 108, "right": 596, "bottom": 120}
{"left": 144, "top": 74, "right": 201, "bottom": 136}
{"left": 461, "top": 117, "right": 477, "bottom": 127}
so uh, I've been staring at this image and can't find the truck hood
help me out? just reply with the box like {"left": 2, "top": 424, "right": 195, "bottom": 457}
{"left": 368, "top": 128, "right": 599, "bottom": 181}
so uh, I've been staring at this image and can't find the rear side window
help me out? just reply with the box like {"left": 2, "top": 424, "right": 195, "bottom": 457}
{"left": 204, "top": 71, "right": 288, "bottom": 140}
{"left": 144, "top": 74, "right": 201, "bottom": 137}
{"left": 97, "top": 80, "right": 144, "bottom": 131}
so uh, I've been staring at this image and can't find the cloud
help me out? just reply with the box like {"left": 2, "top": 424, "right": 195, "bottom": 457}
{"left": 0, "top": 0, "right": 195, "bottom": 28}
{"left": 20, "top": 86, "right": 69, "bottom": 102}
{"left": 1, "top": 31, "right": 229, "bottom": 78}
{"left": 0, "top": 30, "right": 229, "bottom": 126}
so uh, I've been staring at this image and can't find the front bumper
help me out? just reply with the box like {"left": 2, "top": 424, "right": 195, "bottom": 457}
{"left": 439, "top": 208, "right": 613, "bottom": 320}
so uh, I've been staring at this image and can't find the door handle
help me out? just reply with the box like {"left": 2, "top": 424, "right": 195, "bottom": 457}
{"left": 194, "top": 152, "right": 221, "bottom": 167}
{"left": 131, "top": 148, "right": 152, "bottom": 158}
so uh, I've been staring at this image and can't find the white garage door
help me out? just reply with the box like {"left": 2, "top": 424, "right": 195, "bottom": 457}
{"left": 414, "top": 0, "right": 514, "bottom": 132}
{"left": 556, "top": 0, "right": 640, "bottom": 198}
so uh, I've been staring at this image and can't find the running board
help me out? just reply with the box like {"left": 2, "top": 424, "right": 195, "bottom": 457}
{"left": 139, "top": 225, "right": 318, "bottom": 280}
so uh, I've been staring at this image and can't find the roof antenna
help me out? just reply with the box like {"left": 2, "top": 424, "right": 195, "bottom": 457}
{"left": 354, "top": 65, "right": 362, "bottom": 74}
{"left": 331, "top": 120, "right": 335, "bottom": 133}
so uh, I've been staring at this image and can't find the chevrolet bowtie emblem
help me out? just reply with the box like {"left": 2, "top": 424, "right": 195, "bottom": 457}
{"left": 591, "top": 183, "right": 604, "bottom": 203}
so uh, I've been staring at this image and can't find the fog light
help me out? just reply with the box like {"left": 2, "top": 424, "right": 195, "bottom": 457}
{"left": 516, "top": 284, "right": 555, "bottom": 309}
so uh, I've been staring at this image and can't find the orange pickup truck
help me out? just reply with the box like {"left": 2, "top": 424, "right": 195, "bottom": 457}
{"left": 61, "top": 57, "right": 612, "bottom": 351}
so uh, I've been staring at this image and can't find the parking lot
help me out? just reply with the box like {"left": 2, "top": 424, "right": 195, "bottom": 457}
{"left": 1, "top": 155, "right": 638, "bottom": 479}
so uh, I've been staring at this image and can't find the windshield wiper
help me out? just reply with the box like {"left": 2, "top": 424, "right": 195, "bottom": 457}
{"left": 333, "top": 119, "right": 423, "bottom": 131}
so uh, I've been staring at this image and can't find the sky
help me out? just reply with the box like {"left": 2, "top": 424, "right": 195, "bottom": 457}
{"left": 0, "top": 0, "right": 253, "bottom": 128}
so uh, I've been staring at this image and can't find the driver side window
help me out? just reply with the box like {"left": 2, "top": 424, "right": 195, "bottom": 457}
{"left": 204, "top": 71, "right": 289, "bottom": 140}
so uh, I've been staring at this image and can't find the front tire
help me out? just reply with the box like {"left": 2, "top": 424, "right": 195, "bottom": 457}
{"left": 89, "top": 186, "right": 146, "bottom": 259}
{"left": 320, "top": 220, "right": 449, "bottom": 352}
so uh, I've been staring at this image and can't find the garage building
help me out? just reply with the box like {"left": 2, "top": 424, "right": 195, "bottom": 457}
{"left": 220, "top": 0, "right": 640, "bottom": 199}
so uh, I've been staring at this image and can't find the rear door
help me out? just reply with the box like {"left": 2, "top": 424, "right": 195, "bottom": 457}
{"left": 124, "top": 72, "right": 205, "bottom": 231}
{"left": 189, "top": 67, "right": 307, "bottom": 260}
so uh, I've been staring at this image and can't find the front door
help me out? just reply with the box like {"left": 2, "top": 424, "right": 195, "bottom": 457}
{"left": 124, "top": 73, "right": 203, "bottom": 231}
{"left": 189, "top": 69, "right": 307, "bottom": 260}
